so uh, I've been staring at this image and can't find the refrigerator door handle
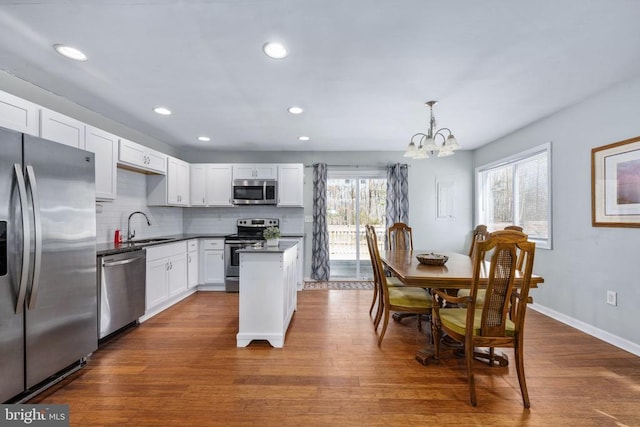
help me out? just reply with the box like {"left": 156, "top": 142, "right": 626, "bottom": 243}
{"left": 25, "top": 165, "right": 43, "bottom": 310}
{"left": 13, "top": 164, "right": 31, "bottom": 314}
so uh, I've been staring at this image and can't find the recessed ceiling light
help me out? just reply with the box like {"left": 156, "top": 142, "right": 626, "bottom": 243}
{"left": 53, "top": 44, "right": 87, "bottom": 61}
{"left": 263, "top": 42, "right": 288, "bottom": 59}
{"left": 288, "top": 106, "right": 304, "bottom": 114}
{"left": 298, "top": 136, "right": 310, "bottom": 141}
{"left": 198, "top": 136, "right": 211, "bottom": 142}
{"left": 153, "top": 107, "right": 172, "bottom": 115}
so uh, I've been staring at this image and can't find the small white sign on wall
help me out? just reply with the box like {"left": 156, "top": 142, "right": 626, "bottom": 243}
{"left": 436, "top": 179, "right": 455, "bottom": 220}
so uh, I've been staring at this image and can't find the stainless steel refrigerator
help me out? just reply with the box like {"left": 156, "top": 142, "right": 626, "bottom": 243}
{"left": 0, "top": 126, "right": 98, "bottom": 403}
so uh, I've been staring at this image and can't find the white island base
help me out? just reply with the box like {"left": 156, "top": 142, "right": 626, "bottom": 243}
{"left": 236, "top": 242, "right": 298, "bottom": 348}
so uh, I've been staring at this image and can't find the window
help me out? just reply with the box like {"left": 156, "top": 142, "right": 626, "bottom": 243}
{"left": 476, "top": 143, "right": 552, "bottom": 249}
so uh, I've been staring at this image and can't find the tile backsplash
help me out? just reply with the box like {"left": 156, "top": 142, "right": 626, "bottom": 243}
{"left": 96, "top": 169, "right": 182, "bottom": 243}
{"left": 96, "top": 168, "right": 304, "bottom": 243}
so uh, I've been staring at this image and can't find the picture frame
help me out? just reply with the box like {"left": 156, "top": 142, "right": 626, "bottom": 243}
{"left": 591, "top": 136, "right": 640, "bottom": 227}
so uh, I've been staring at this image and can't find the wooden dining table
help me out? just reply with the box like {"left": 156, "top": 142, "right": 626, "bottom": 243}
{"left": 380, "top": 249, "right": 545, "bottom": 365}
{"left": 381, "top": 250, "right": 544, "bottom": 289}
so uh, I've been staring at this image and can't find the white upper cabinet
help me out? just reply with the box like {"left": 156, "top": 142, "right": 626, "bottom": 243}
{"left": 84, "top": 125, "right": 118, "bottom": 201}
{"left": 206, "top": 164, "right": 233, "bottom": 206}
{"left": 167, "top": 156, "right": 190, "bottom": 206}
{"left": 40, "top": 108, "right": 85, "bottom": 148}
{"left": 232, "top": 164, "right": 277, "bottom": 180}
{"left": 148, "top": 155, "right": 190, "bottom": 206}
{"left": 190, "top": 164, "right": 207, "bottom": 206}
{"left": 118, "top": 138, "right": 167, "bottom": 175}
{"left": 189, "top": 164, "right": 233, "bottom": 207}
{"left": 0, "top": 90, "right": 39, "bottom": 135}
{"left": 277, "top": 164, "right": 304, "bottom": 207}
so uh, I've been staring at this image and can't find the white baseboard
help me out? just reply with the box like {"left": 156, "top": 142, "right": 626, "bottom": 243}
{"left": 139, "top": 289, "right": 197, "bottom": 323}
{"left": 530, "top": 303, "right": 640, "bottom": 357}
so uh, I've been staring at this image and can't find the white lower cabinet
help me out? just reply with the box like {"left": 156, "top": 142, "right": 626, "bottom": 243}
{"left": 201, "top": 239, "right": 225, "bottom": 285}
{"left": 187, "top": 239, "right": 199, "bottom": 289}
{"left": 144, "top": 241, "right": 188, "bottom": 316}
{"left": 280, "top": 237, "right": 304, "bottom": 290}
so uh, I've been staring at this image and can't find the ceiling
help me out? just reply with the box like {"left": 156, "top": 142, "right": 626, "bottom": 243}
{"left": 1, "top": 1, "right": 640, "bottom": 153}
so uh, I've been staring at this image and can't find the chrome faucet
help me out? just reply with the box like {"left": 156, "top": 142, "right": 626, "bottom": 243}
{"left": 127, "top": 211, "right": 152, "bottom": 241}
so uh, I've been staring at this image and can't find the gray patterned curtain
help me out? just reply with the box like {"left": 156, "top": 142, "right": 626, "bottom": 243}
{"left": 386, "top": 163, "right": 409, "bottom": 229}
{"left": 311, "top": 163, "right": 330, "bottom": 280}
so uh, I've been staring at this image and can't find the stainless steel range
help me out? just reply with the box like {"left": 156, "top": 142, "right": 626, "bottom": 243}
{"left": 224, "top": 218, "right": 279, "bottom": 292}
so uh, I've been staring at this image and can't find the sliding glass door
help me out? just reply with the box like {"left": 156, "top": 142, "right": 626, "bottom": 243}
{"left": 327, "top": 169, "right": 386, "bottom": 280}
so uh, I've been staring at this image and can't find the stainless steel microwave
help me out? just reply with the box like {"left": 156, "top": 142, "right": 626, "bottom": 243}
{"left": 232, "top": 179, "right": 277, "bottom": 205}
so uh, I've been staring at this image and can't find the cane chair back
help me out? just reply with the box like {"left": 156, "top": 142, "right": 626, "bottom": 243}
{"left": 431, "top": 230, "right": 536, "bottom": 407}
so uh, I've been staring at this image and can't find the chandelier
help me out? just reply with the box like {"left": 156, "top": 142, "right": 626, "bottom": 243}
{"left": 404, "top": 101, "right": 460, "bottom": 159}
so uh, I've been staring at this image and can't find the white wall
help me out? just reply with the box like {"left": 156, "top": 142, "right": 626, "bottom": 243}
{"left": 181, "top": 150, "right": 475, "bottom": 278}
{"left": 0, "top": 70, "right": 178, "bottom": 156}
{"left": 475, "top": 75, "right": 640, "bottom": 350}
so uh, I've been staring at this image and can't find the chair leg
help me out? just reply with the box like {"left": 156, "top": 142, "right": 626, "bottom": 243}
{"left": 377, "top": 309, "right": 390, "bottom": 347}
{"left": 374, "top": 295, "right": 384, "bottom": 330}
{"left": 515, "top": 339, "right": 531, "bottom": 408}
{"left": 369, "top": 283, "right": 378, "bottom": 316}
{"left": 465, "top": 339, "right": 477, "bottom": 407}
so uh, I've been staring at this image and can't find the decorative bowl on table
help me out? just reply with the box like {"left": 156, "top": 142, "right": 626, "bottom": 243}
{"left": 416, "top": 253, "right": 449, "bottom": 266}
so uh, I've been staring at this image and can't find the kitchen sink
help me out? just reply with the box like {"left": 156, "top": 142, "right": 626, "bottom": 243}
{"left": 127, "top": 237, "right": 175, "bottom": 245}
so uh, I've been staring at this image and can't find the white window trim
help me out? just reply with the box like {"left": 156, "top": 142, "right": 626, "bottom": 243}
{"left": 475, "top": 142, "right": 553, "bottom": 249}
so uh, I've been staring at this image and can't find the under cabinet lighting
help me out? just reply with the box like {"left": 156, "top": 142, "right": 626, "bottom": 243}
{"left": 153, "top": 107, "right": 172, "bottom": 115}
{"left": 53, "top": 44, "right": 87, "bottom": 61}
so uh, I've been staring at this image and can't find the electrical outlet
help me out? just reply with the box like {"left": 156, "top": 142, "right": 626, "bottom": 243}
{"left": 606, "top": 290, "right": 617, "bottom": 306}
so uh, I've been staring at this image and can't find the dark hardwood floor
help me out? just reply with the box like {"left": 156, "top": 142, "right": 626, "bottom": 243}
{"left": 32, "top": 290, "right": 640, "bottom": 426}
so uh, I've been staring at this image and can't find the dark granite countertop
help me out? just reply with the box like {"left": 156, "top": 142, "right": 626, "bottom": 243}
{"left": 97, "top": 233, "right": 304, "bottom": 256}
{"left": 236, "top": 241, "right": 298, "bottom": 254}
{"left": 97, "top": 233, "right": 228, "bottom": 256}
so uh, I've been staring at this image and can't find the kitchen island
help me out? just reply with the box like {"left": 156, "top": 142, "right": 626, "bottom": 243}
{"left": 236, "top": 241, "right": 298, "bottom": 348}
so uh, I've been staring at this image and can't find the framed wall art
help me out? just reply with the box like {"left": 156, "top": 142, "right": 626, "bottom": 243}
{"left": 591, "top": 136, "right": 640, "bottom": 227}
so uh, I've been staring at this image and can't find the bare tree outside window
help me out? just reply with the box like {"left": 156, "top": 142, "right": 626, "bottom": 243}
{"left": 327, "top": 176, "right": 387, "bottom": 279}
{"left": 478, "top": 144, "right": 552, "bottom": 248}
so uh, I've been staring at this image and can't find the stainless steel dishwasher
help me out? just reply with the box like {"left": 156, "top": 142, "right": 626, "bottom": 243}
{"left": 98, "top": 250, "right": 146, "bottom": 342}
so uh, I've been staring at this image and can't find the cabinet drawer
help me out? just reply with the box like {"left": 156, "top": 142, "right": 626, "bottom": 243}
{"left": 202, "top": 239, "right": 224, "bottom": 250}
{"left": 145, "top": 241, "right": 187, "bottom": 260}
{"left": 187, "top": 239, "right": 198, "bottom": 251}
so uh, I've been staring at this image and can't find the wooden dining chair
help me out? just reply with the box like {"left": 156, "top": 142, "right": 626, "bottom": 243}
{"left": 386, "top": 222, "right": 424, "bottom": 323}
{"left": 366, "top": 225, "right": 432, "bottom": 346}
{"left": 430, "top": 230, "right": 536, "bottom": 407}
{"left": 504, "top": 225, "right": 523, "bottom": 232}
{"left": 367, "top": 227, "right": 404, "bottom": 319}
{"left": 387, "top": 222, "right": 413, "bottom": 251}
{"left": 468, "top": 224, "right": 489, "bottom": 258}
{"left": 459, "top": 225, "right": 491, "bottom": 305}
